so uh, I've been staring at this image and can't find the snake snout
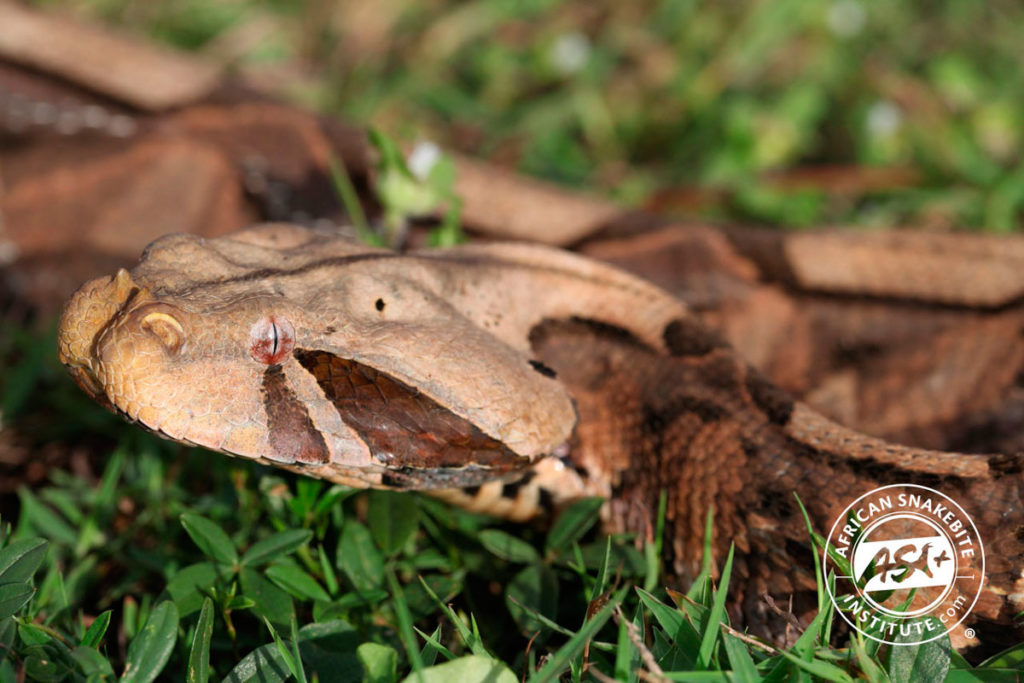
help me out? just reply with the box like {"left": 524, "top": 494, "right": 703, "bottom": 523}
{"left": 58, "top": 268, "right": 146, "bottom": 398}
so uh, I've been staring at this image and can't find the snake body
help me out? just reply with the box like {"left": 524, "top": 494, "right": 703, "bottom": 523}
{"left": 57, "top": 223, "right": 1024, "bottom": 646}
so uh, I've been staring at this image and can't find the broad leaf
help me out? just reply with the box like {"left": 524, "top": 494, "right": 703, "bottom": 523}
{"left": 505, "top": 564, "right": 558, "bottom": 635}
{"left": 266, "top": 562, "right": 331, "bottom": 602}
{"left": 0, "top": 583, "right": 35, "bottom": 620}
{"left": 0, "top": 538, "right": 48, "bottom": 584}
{"left": 336, "top": 521, "right": 383, "bottom": 593}
{"left": 368, "top": 491, "right": 419, "bottom": 556}
{"left": 399, "top": 655, "right": 516, "bottom": 683}
{"left": 479, "top": 529, "right": 540, "bottom": 564}
{"left": 241, "top": 529, "right": 313, "bottom": 567}
{"left": 888, "top": 619, "right": 951, "bottom": 683}
{"left": 121, "top": 601, "right": 179, "bottom": 683}
{"left": 358, "top": 642, "right": 398, "bottom": 683}
{"left": 545, "top": 497, "right": 604, "bottom": 555}
{"left": 180, "top": 513, "right": 238, "bottom": 566}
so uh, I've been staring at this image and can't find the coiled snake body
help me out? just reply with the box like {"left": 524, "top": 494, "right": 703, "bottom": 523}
{"left": 57, "top": 223, "right": 1024, "bottom": 647}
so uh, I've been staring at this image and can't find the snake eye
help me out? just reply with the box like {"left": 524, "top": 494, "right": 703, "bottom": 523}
{"left": 250, "top": 316, "right": 295, "bottom": 365}
{"left": 141, "top": 311, "right": 185, "bottom": 354}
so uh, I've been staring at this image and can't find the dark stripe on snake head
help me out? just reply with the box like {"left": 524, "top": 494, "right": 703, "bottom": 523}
{"left": 261, "top": 364, "right": 330, "bottom": 464}
{"left": 663, "top": 318, "right": 730, "bottom": 357}
{"left": 293, "top": 349, "right": 528, "bottom": 485}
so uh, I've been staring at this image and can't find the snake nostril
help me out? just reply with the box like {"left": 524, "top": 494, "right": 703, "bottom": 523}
{"left": 141, "top": 311, "right": 185, "bottom": 354}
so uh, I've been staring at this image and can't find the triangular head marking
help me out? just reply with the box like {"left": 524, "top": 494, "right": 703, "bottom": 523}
{"left": 261, "top": 364, "right": 330, "bottom": 464}
{"left": 294, "top": 350, "right": 530, "bottom": 484}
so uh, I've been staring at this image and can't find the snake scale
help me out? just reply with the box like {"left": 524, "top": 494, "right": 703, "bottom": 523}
{"left": 56, "top": 223, "right": 1024, "bottom": 649}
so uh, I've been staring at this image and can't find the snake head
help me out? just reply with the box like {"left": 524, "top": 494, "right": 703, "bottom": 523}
{"left": 56, "top": 225, "right": 586, "bottom": 490}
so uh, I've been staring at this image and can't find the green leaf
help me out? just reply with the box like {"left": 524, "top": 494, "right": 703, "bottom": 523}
{"left": 336, "top": 521, "right": 383, "bottom": 593}
{"left": 369, "top": 128, "right": 411, "bottom": 178}
{"left": 296, "top": 620, "right": 362, "bottom": 680}
{"left": 266, "top": 563, "right": 331, "bottom": 602}
{"left": 635, "top": 588, "right": 700, "bottom": 662}
{"left": 545, "top": 497, "right": 604, "bottom": 556}
{"left": 614, "top": 604, "right": 643, "bottom": 682}
{"left": 358, "top": 642, "right": 398, "bottom": 683}
{"left": 978, "top": 641, "right": 1024, "bottom": 669}
{"left": 0, "top": 616, "right": 16, "bottom": 654}
{"left": 318, "top": 545, "right": 339, "bottom": 596}
{"left": 240, "top": 567, "right": 294, "bottom": 627}
{"left": 0, "top": 582, "right": 35, "bottom": 619}
{"left": 530, "top": 585, "right": 629, "bottom": 682}
{"left": 121, "top": 601, "right": 179, "bottom": 683}
{"left": 778, "top": 649, "right": 855, "bottom": 683}
{"left": 367, "top": 491, "right": 419, "bottom": 556}
{"left": 721, "top": 633, "right": 758, "bottom": 683}
{"left": 328, "top": 157, "right": 373, "bottom": 242}
{"left": 187, "top": 597, "right": 214, "bottom": 683}
{"left": 241, "top": 529, "right": 313, "bottom": 567}
{"left": 180, "top": 513, "right": 238, "bottom": 566}
{"left": 696, "top": 544, "right": 734, "bottom": 669}
{"left": 224, "top": 643, "right": 290, "bottom": 683}
{"left": 166, "top": 562, "right": 219, "bottom": 618}
{"left": 479, "top": 529, "right": 540, "bottom": 564}
{"left": 17, "top": 489, "right": 76, "bottom": 546}
{"left": 401, "top": 655, "right": 516, "bottom": 683}
{"left": 18, "top": 621, "right": 51, "bottom": 646}
{"left": 70, "top": 645, "right": 115, "bottom": 678}
{"left": 887, "top": 619, "right": 950, "bottom": 683}
{"left": 403, "top": 574, "right": 462, "bottom": 619}
{"left": 505, "top": 564, "right": 558, "bottom": 636}
{"left": 415, "top": 625, "right": 452, "bottom": 666}
{"left": 418, "top": 577, "right": 490, "bottom": 658}
{"left": 81, "top": 610, "right": 112, "bottom": 648}
{"left": 0, "top": 538, "right": 48, "bottom": 584}
{"left": 263, "top": 617, "right": 307, "bottom": 683}
{"left": 386, "top": 569, "right": 424, "bottom": 674}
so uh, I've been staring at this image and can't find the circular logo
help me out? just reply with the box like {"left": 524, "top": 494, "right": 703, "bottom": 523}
{"left": 822, "top": 484, "right": 984, "bottom": 645}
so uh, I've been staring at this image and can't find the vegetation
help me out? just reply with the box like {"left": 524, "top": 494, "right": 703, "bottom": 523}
{"left": 4, "top": 0, "right": 1024, "bottom": 680}
{"left": 31, "top": 0, "right": 1024, "bottom": 230}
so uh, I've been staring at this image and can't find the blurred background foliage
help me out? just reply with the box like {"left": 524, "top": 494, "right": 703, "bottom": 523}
{"left": 4, "top": 1, "right": 1024, "bottom": 679}
{"left": 27, "top": 0, "right": 1024, "bottom": 232}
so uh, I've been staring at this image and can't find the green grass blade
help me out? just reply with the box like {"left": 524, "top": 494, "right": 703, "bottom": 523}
{"left": 387, "top": 568, "right": 424, "bottom": 673}
{"left": 696, "top": 544, "right": 734, "bottom": 670}
{"left": 721, "top": 632, "right": 758, "bottom": 683}
{"left": 418, "top": 576, "right": 490, "bottom": 658}
{"left": 80, "top": 609, "right": 111, "bottom": 648}
{"left": 527, "top": 584, "right": 627, "bottom": 683}
{"left": 187, "top": 597, "right": 214, "bottom": 683}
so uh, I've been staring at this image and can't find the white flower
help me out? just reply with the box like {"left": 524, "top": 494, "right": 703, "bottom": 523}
{"left": 407, "top": 140, "right": 442, "bottom": 181}
{"left": 550, "top": 32, "right": 591, "bottom": 76}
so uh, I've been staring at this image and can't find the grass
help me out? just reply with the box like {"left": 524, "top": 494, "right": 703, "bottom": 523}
{"left": 4, "top": 391, "right": 1024, "bottom": 680}
{"left": 5, "top": 0, "right": 1024, "bottom": 680}
{"left": 2, "top": 327, "right": 1024, "bottom": 680}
